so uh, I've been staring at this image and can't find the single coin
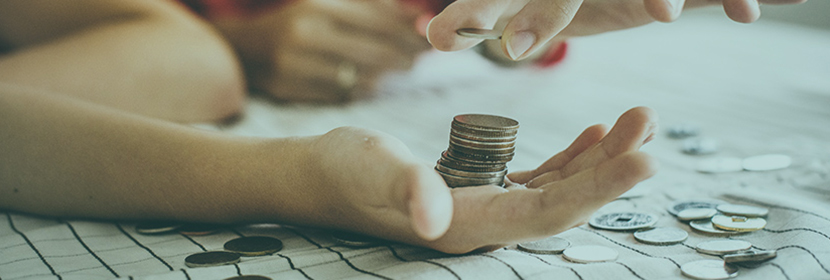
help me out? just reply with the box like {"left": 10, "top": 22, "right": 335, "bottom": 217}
{"left": 697, "top": 157, "right": 744, "bottom": 173}
{"left": 184, "top": 251, "right": 241, "bottom": 268}
{"left": 742, "top": 154, "right": 792, "bottom": 171}
{"left": 716, "top": 204, "right": 769, "bottom": 218}
{"left": 681, "top": 260, "right": 739, "bottom": 280}
{"left": 453, "top": 114, "right": 519, "bottom": 131}
{"left": 711, "top": 215, "right": 766, "bottom": 232}
{"left": 667, "top": 123, "right": 701, "bottom": 139}
{"left": 677, "top": 208, "right": 718, "bottom": 221}
{"left": 517, "top": 236, "right": 571, "bottom": 254}
{"left": 456, "top": 28, "right": 502, "bottom": 40}
{"left": 223, "top": 276, "right": 271, "bottom": 280}
{"left": 435, "top": 164, "right": 507, "bottom": 178}
{"left": 179, "top": 224, "right": 222, "bottom": 236}
{"left": 683, "top": 138, "right": 719, "bottom": 155}
{"left": 695, "top": 240, "right": 752, "bottom": 255}
{"left": 688, "top": 220, "right": 743, "bottom": 236}
{"left": 135, "top": 221, "right": 181, "bottom": 235}
{"left": 589, "top": 212, "right": 658, "bottom": 231}
{"left": 331, "top": 231, "right": 383, "bottom": 248}
{"left": 633, "top": 227, "right": 689, "bottom": 245}
{"left": 562, "top": 245, "right": 618, "bottom": 263}
{"left": 723, "top": 249, "right": 777, "bottom": 264}
{"left": 223, "top": 236, "right": 284, "bottom": 257}
{"left": 667, "top": 199, "right": 726, "bottom": 216}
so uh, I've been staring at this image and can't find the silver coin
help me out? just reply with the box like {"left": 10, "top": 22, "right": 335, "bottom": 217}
{"left": 742, "top": 154, "right": 792, "bottom": 171}
{"left": 667, "top": 199, "right": 725, "bottom": 216}
{"left": 435, "top": 165, "right": 507, "bottom": 178}
{"left": 695, "top": 240, "right": 752, "bottom": 255}
{"left": 682, "top": 138, "right": 719, "bottom": 155}
{"left": 681, "top": 260, "right": 739, "bottom": 280}
{"left": 517, "top": 236, "right": 571, "bottom": 254}
{"left": 450, "top": 134, "right": 515, "bottom": 149}
{"left": 330, "top": 231, "right": 383, "bottom": 248}
{"left": 589, "top": 212, "right": 658, "bottom": 231}
{"left": 711, "top": 215, "right": 766, "bottom": 232}
{"left": 185, "top": 251, "right": 241, "bottom": 268}
{"left": 723, "top": 249, "right": 777, "bottom": 264}
{"left": 677, "top": 208, "right": 718, "bottom": 221}
{"left": 449, "top": 142, "right": 516, "bottom": 156}
{"left": 696, "top": 157, "right": 744, "bottom": 173}
{"left": 439, "top": 152, "right": 506, "bottom": 172}
{"left": 716, "top": 204, "right": 768, "bottom": 218}
{"left": 456, "top": 28, "right": 502, "bottom": 40}
{"left": 562, "top": 245, "right": 618, "bottom": 263}
{"left": 135, "top": 221, "right": 180, "bottom": 235}
{"left": 688, "top": 220, "right": 744, "bottom": 236}
{"left": 667, "top": 123, "right": 701, "bottom": 139}
{"left": 633, "top": 227, "right": 688, "bottom": 245}
{"left": 447, "top": 148, "right": 514, "bottom": 162}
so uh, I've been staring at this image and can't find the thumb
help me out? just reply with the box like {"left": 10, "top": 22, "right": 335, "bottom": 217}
{"left": 405, "top": 167, "right": 453, "bottom": 240}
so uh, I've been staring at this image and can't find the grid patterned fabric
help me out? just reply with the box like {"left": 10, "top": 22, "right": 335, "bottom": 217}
{"left": 3, "top": 15, "right": 830, "bottom": 280}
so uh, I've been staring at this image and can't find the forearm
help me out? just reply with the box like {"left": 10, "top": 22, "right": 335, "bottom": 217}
{"left": 0, "top": 85, "right": 315, "bottom": 224}
{"left": 0, "top": 0, "right": 246, "bottom": 122}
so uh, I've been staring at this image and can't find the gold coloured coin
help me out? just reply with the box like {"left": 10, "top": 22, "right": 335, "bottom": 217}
{"left": 711, "top": 215, "right": 766, "bottom": 232}
{"left": 184, "top": 251, "right": 241, "bottom": 268}
{"left": 331, "top": 231, "right": 383, "bottom": 248}
{"left": 135, "top": 221, "right": 180, "bottom": 235}
{"left": 224, "top": 236, "right": 284, "bottom": 257}
{"left": 688, "top": 220, "right": 743, "bottom": 236}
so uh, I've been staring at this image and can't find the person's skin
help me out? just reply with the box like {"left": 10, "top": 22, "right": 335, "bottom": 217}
{"left": 0, "top": 0, "right": 245, "bottom": 122}
{"left": 208, "top": 0, "right": 432, "bottom": 103}
{"left": 429, "top": 0, "right": 809, "bottom": 62}
{"left": 0, "top": 83, "right": 657, "bottom": 253}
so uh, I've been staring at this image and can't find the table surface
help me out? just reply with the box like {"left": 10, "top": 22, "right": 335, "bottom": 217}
{"left": 3, "top": 14, "right": 830, "bottom": 280}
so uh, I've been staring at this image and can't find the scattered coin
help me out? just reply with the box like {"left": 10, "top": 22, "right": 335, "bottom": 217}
{"left": 456, "top": 28, "right": 502, "bottom": 40}
{"left": 589, "top": 212, "right": 658, "bottom": 231}
{"left": 716, "top": 204, "right": 769, "bottom": 218}
{"left": 517, "top": 236, "right": 571, "bottom": 254}
{"left": 633, "top": 227, "right": 689, "bottom": 245}
{"left": 742, "top": 154, "right": 792, "bottom": 172}
{"left": 562, "top": 245, "right": 618, "bottom": 263}
{"left": 667, "top": 123, "right": 701, "bottom": 139}
{"left": 331, "top": 231, "right": 383, "bottom": 248}
{"left": 185, "top": 251, "right": 241, "bottom": 268}
{"left": 723, "top": 249, "right": 777, "bottom": 264}
{"left": 223, "top": 276, "right": 272, "bottom": 280}
{"left": 179, "top": 224, "right": 223, "bottom": 236}
{"left": 135, "top": 221, "right": 181, "bottom": 235}
{"left": 683, "top": 138, "right": 719, "bottom": 155}
{"left": 711, "top": 215, "right": 766, "bottom": 232}
{"left": 680, "top": 260, "right": 739, "bottom": 280}
{"left": 696, "top": 157, "right": 744, "bottom": 173}
{"left": 695, "top": 240, "right": 752, "bottom": 255}
{"left": 223, "top": 236, "right": 284, "bottom": 257}
{"left": 677, "top": 208, "right": 718, "bottom": 221}
{"left": 688, "top": 220, "right": 744, "bottom": 236}
{"left": 667, "top": 199, "right": 725, "bottom": 216}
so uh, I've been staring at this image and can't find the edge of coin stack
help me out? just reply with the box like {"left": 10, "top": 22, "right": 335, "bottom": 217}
{"left": 436, "top": 114, "right": 519, "bottom": 188}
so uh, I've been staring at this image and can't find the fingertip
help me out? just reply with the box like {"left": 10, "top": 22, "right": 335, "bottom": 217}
{"left": 644, "top": 0, "right": 682, "bottom": 23}
{"left": 723, "top": 0, "right": 761, "bottom": 23}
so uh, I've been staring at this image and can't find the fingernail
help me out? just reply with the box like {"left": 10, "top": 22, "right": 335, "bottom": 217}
{"left": 664, "top": 0, "right": 683, "bottom": 18}
{"left": 506, "top": 31, "right": 536, "bottom": 61}
{"left": 425, "top": 16, "right": 436, "bottom": 45}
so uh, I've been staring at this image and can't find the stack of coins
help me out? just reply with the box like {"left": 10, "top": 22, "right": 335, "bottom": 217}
{"left": 435, "top": 114, "right": 519, "bottom": 188}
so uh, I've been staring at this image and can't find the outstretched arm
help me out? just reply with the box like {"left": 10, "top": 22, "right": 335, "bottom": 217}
{"left": 0, "top": 0, "right": 246, "bottom": 122}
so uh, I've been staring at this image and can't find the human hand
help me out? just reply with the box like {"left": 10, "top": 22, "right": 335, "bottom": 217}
{"left": 428, "top": 0, "right": 807, "bottom": 61}
{"left": 301, "top": 107, "right": 657, "bottom": 254}
{"left": 217, "top": 0, "right": 431, "bottom": 102}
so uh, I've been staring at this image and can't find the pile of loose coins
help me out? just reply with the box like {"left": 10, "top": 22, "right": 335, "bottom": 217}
{"left": 435, "top": 114, "right": 519, "bottom": 188}
{"left": 513, "top": 200, "right": 774, "bottom": 279}
{"left": 134, "top": 222, "right": 385, "bottom": 280}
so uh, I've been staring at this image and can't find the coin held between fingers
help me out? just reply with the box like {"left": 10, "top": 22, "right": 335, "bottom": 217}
{"left": 456, "top": 28, "right": 502, "bottom": 40}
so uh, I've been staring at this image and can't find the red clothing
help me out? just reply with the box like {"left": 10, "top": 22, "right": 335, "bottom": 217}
{"left": 178, "top": 0, "right": 566, "bottom": 67}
